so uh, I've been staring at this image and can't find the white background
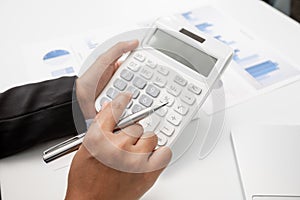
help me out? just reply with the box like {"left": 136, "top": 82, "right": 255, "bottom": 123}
{"left": 0, "top": 0, "right": 300, "bottom": 199}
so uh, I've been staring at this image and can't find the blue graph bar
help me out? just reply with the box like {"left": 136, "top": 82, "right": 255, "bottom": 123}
{"left": 214, "top": 35, "right": 235, "bottom": 45}
{"left": 182, "top": 12, "right": 193, "bottom": 20}
{"left": 233, "top": 49, "right": 259, "bottom": 65}
{"left": 195, "top": 22, "right": 213, "bottom": 32}
{"left": 51, "top": 66, "right": 74, "bottom": 77}
{"left": 245, "top": 61, "right": 278, "bottom": 78}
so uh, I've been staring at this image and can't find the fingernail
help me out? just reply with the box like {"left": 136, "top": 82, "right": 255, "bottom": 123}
{"left": 101, "top": 101, "right": 109, "bottom": 110}
{"left": 122, "top": 91, "right": 133, "bottom": 98}
{"left": 114, "top": 92, "right": 132, "bottom": 103}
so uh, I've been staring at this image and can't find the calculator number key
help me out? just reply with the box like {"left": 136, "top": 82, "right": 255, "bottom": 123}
{"left": 146, "top": 84, "right": 160, "bottom": 98}
{"left": 106, "top": 88, "right": 119, "bottom": 99}
{"left": 131, "top": 104, "right": 143, "bottom": 114}
{"left": 113, "top": 79, "right": 127, "bottom": 91}
{"left": 133, "top": 76, "right": 147, "bottom": 89}
{"left": 126, "top": 86, "right": 140, "bottom": 99}
{"left": 99, "top": 97, "right": 110, "bottom": 107}
{"left": 120, "top": 69, "right": 134, "bottom": 81}
{"left": 139, "top": 94, "right": 153, "bottom": 107}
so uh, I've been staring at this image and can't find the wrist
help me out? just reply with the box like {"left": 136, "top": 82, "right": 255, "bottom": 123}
{"left": 75, "top": 79, "right": 96, "bottom": 119}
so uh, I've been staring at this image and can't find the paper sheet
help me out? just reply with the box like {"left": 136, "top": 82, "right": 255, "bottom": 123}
{"left": 179, "top": 6, "right": 300, "bottom": 114}
{"left": 21, "top": 6, "right": 300, "bottom": 115}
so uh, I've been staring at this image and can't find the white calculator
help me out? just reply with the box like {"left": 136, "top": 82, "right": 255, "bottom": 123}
{"left": 95, "top": 17, "right": 233, "bottom": 147}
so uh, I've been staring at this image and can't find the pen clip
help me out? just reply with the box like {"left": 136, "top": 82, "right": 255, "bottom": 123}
{"left": 43, "top": 133, "right": 86, "bottom": 155}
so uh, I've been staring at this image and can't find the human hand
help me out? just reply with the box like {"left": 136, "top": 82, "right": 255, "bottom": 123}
{"left": 65, "top": 93, "right": 172, "bottom": 200}
{"left": 76, "top": 40, "right": 139, "bottom": 119}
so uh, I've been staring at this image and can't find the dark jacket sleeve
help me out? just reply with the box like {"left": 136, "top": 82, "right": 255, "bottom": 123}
{"left": 0, "top": 76, "right": 87, "bottom": 159}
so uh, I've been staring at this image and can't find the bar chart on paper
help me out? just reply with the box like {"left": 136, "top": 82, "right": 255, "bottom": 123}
{"left": 245, "top": 61, "right": 278, "bottom": 79}
{"left": 181, "top": 7, "right": 299, "bottom": 89}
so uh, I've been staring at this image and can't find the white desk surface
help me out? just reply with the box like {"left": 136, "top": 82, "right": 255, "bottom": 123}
{"left": 1, "top": 0, "right": 300, "bottom": 199}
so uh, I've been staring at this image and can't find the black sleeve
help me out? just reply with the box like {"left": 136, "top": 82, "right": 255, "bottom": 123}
{"left": 0, "top": 76, "right": 87, "bottom": 159}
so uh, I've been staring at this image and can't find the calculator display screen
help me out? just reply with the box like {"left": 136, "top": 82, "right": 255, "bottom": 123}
{"left": 147, "top": 29, "right": 217, "bottom": 77}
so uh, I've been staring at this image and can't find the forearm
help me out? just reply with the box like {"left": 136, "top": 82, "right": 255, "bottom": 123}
{"left": 0, "top": 76, "right": 86, "bottom": 158}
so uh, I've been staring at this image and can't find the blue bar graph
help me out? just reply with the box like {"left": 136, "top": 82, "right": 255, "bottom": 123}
{"left": 233, "top": 49, "right": 259, "bottom": 65}
{"left": 182, "top": 12, "right": 193, "bottom": 20}
{"left": 195, "top": 22, "right": 213, "bottom": 32}
{"left": 214, "top": 35, "right": 235, "bottom": 45}
{"left": 245, "top": 61, "right": 278, "bottom": 78}
{"left": 51, "top": 66, "right": 74, "bottom": 77}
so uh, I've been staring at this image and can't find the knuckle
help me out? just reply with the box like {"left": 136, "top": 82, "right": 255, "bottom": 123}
{"left": 136, "top": 123, "right": 144, "bottom": 130}
{"left": 115, "top": 140, "right": 128, "bottom": 150}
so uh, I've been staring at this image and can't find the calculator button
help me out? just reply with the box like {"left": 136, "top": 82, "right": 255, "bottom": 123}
{"left": 140, "top": 67, "right": 153, "bottom": 80}
{"left": 146, "top": 59, "right": 156, "bottom": 69}
{"left": 132, "top": 104, "right": 143, "bottom": 114}
{"left": 188, "top": 83, "right": 202, "bottom": 95}
{"left": 157, "top": 133, "right": 168, "bottom": 146}
{"left": 140, "top": 114, "right": 160, "bottom": 132}
{"left": 181, "top": 91, "right": 196, "bottom": 105}
{"left": 167, "top": 83, "right": 182, "bottom": 97}
{"left": 160, "top": 124, "right": 175, "bottom": 137}
{"left": 133, "top": 76, "right": 147, "bottom": 89}
{"left": 126, "top": 86, "right": 140, "bottom": 99}
{"left": 133, "top": 52, "right": 146, "bottom": 62}
{"left": 174, "top": 75, "right": 187, "bottom": 86}
{"left": 120, "top": 69, "right": 134, "bottom": 81}
{"left": 157, "top": 65, "right": 169, "bottom": 76}
{"left": 139, "top": 94, "right": 153, "bottom": 107}
{"left": 166, "top": 111, "right": 182, "bottom": 126}
{"left": 159, "top": 93, "right": 175, "bottom": 107}
{"left": 99, "top": 97, "right": 110, "bottom": 106}
{"left": 174, "top": 102, "right": 189, "bottom": 116}
{"left": 113, "top": 79, "right": 127, "bottom": 91}
{"left": 153, "top": 75, "right": 167, "bottom": 88}
{"left": 128, "top": 61, "right": 140, "bottom": 72}
{"left": 155, "top": 106, "right": 168, "bottom": 117}
{"left": 146, "top": 84, "right": 160, "bottom": 98}
{"left": 106, "top": 88, "right": 119, "bottom": 99}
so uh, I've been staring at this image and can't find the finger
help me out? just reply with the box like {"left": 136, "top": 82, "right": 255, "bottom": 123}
{"left": 95, "top": 92, "right": 132, "bottom": 131}
{"left": 147, "top": 146, "right": 172, "bottom": 172}
{"left": 133, "top": 132, "right": 158, "bottom": 153}
{"left": 117, "top": 123, "right": 144, "bottom": 145}
{"left": 99, "top": 40, "right": 139, "bottom": 66}
{"left": 79, "top": 40, "right": 139, "bottom": 98}
{"left": 100, "top": 101, "right": 110, "bottom": 111}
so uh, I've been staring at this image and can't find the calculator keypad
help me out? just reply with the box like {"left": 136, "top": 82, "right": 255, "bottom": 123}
{"left": 96, "top": 51, "right": 203, "bottom": 147}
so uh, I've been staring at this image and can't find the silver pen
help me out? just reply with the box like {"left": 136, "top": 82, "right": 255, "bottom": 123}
{"left": 42, "top": 102, "right": 168, "bottom": 163}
